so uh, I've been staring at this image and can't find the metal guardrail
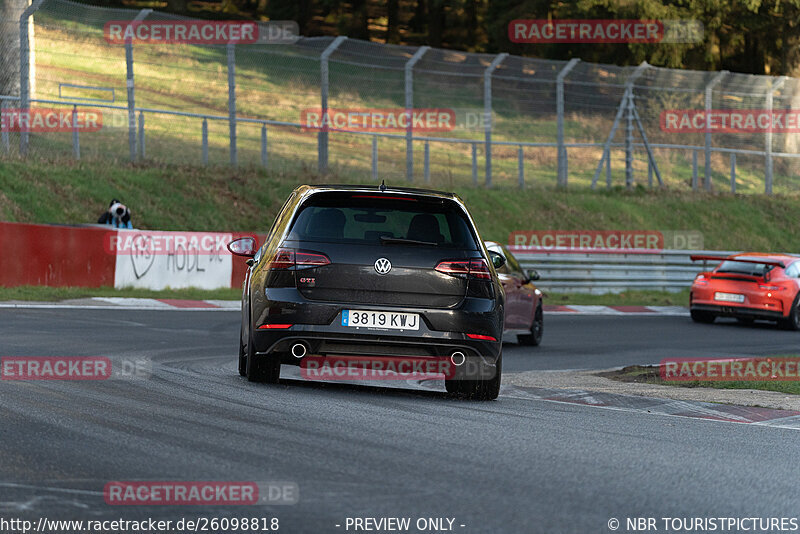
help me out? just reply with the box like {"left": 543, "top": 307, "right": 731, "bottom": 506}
{"left": 512, "top": 248, "right": 740, "bottom": 294}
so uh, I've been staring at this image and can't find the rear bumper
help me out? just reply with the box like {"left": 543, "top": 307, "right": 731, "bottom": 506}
{"left": 251, "top": 288, "right": 503, "bottom": 364}
{"left": 691, "top": 303, "right": 785, "bottom": 320}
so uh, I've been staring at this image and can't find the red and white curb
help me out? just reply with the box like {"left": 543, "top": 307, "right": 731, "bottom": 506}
{"left": 0, "top": 300, "right": 688, "bottom": 315}
{"left": 543, "top": 305, "right": 688, "bottom": 316}
{"left": 0, "top": 298, "right": 241, "bottom": 311}
{"left": 504, "top": 386, "right": 800, "bottom": 430}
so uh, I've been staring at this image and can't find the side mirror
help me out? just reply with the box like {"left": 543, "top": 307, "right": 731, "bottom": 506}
{"left": 488, "top": 251, "right": 506, "bottom": 269}
{"left": 228, "top": 236, "right": 257, "bottom": 258}
{"left": 527, "top": 269, "right": 540, "bottom": 281}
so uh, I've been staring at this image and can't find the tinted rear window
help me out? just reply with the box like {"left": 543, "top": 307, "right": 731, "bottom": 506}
{"left": 717, "top": 260, "right": 775, "bottom": 277}
{"left": 287, "top": 193, "right": 479, "bottom": 249}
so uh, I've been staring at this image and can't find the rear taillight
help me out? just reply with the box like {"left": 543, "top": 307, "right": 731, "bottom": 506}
{"left": 759, "top": 285, "right": 786, "bottom": 291}
{"left": 435, "top": 258, "right": 491, "bottom": 280}
{"left": 267, "top": 248, "right": 331, "bottom": 270}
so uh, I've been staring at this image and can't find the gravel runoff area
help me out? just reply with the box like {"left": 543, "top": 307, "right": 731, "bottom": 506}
{"left": 504, "top": 369, "right": 800, "bottom": 411}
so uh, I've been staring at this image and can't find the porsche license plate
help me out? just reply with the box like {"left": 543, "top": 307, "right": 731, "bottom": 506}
{"left": 714, "top": 292, "right": 745, "bottom": 303}
{"left": 342, "top": 310, "right": 419, "bottom": 330}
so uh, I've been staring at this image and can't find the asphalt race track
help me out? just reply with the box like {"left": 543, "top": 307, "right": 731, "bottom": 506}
{"left": 2, "top": 308, "right": 800, "bottom": 533}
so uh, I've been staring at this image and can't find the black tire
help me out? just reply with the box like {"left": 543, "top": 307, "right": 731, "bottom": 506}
{"left": 238, "top": 325, "right": 247, "bottom": 377}
{"left": 778, "top": 294, "right": 800, "bottom": 331}
{"left": 690, "top": 309, "right": 716, "bottom": 324}
{"left": 245, "top": 322, "right": 281, "bottom": 383}
{"left": 518, "top": 305, "right": 543, "bottom": 346}
{"left": 445, "top": 353, "right": 502, "bottom": 401}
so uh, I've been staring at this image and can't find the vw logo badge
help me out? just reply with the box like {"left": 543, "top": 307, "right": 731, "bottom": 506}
{"left": 374, "top": 258, "right": 392, "bottom": 275}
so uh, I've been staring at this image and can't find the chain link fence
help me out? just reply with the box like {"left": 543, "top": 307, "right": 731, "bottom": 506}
{"left": 2, "top": 0, "right": 800, "bottom": 193}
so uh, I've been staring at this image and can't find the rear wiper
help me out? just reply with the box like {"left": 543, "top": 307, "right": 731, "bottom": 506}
{"left": 380, "top": 236, "right": 438, "bottom": 246}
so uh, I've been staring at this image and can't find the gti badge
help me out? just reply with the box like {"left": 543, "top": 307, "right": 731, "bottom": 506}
{"left": 374, "top": 258, "right": 392, "bottom": 275}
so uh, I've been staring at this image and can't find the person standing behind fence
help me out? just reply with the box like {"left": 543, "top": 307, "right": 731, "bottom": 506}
{"left": 97, "top": 198, "right": 133, "bottom": 229}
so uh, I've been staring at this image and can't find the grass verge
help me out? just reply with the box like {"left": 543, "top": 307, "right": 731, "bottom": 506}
{"left": 0, "top": 285, "right": 241, "bottom": 302}
{"left": 544, "top": 289, "right": 689, "bottom": 307}
{"left": 3, "top": 158, "right": 800, "bottom": 252}
{"left": 602, "top": 364, "right": 800, "bottom": 395}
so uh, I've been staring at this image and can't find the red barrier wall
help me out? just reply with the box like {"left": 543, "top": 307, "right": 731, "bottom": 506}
{"left": 0, "top": 222, "right": 116, "bottom": 287}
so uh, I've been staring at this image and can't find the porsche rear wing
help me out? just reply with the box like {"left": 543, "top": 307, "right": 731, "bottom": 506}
{"left": 689, "top": 255, "right": 786, "bottom": 268}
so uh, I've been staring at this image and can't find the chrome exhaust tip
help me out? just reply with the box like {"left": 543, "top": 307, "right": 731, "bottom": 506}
{"left": 291, "top": 343, "right": 308, "bottom": 359}
{"left": 450, "top": 351, "right": 466, "bottom": 366}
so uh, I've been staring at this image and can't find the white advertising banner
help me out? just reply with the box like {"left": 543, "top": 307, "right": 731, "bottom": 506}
{"left": 111, "top": 230, "right": 233, "bottom": 290}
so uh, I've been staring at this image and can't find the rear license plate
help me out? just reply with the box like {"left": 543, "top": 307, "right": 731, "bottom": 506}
{"left": 342, "top": 310, "right": 419, "bottom": 330}
{"left": 714, "top": 292, "right": 745, "bottom": 303}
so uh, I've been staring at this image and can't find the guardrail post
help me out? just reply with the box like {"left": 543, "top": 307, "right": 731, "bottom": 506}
{"left": 227, "top": 42, "right": 237, "bottom": 167}
{"left": 71, "top": 105, "right": 79, "bottom": 160}
{"left": 517, "top": 145, "right": 524, "bottom": 189}
{"left": 404, "top": 46, "right": 429, "bottom": 182}
{"left": 423, "top": 140, "right": 430, "bottom": 183}
{"left": 484, "top": 53, "right": 507, "bottom": 188}
{"left": 730, "top": 152, "right": 736, "bottom": 193}
{"left": 261, "top": 125, "right": 268, "bottom": 168}
{"left": 371, "top": 135, "right": 378, "bottom": 180}
{"left": 471, "top": 142, "right": 478, "bottom": 186}
{"left": 556, "top": 58, "right": 579, "bottom": 188}
{"left": 692, "top": 149, "right": 698, "bottom": 190}
{"left": 138, "top": 111, "right": 145, "bottom": 160}
{"left": 319, "top": 36, "right": 347, "bottom": 175}
{"left": 0, "top": 100, "right": 8, "bottom": 153}
{"left": 703, "top": 71, "right": 727, "bottom": 191}
{"left": 125, "top": 9, "right": 151, "bottom": 163}
{"left": 201, "top": 118, "right": 208, "bottom": 166}
{"left": 18, "top": 0, "right": 46, "bottom": 156}
{"left": 765, "top": 76, "right": 786, "bottom": 195}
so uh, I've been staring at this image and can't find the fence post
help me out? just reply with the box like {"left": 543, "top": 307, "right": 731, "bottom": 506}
{"left": 625, "top": 89, "right": 635, "bottom": 190}
{"left": 124, "top": 9, "right": 151, "bottom": 163}
{"left": 765, "top": 76, "right": 786, "bottom": 195}
{"left": 201, "top": 118, "right": 208, "bottom": 166}
{"left": 605, "top": 152, "right": 611, "bottom": 189}
{"left": 318, "top": 36, "right": 347, "bottom": 175}
{"left": 18, "top": 0, "right": 46, "bottom": 156}
{"left": 730, "top": 152, "right": 736, "bottom": 193}
{"left": 138, "top": 111, "right": 145, "bottom": 160}
{"left": 404, "top": 46, "right": 429, "bottom": 182}
{"left": 471, "top": 143, "right": 478, "bottom": 186}
{"left": 484, "top": 53, "right": 507, "bottom": 188}
{"left": 703, "top": 71, "right": 727, "bottom": 191}
{"left": 261, "top": 125, "right": 268, "bottom": 168}
{"left": 0, "top": 100, "right": 8, "bottom": 153}
{"left": 556, "top": 58, "right": 579, "bottom": 188}
{"left": 371, "top": 135, "right": 378, "bottom": 180}
{"left": 227, "top": 42, "right": 237, "bottom": 167}
{"left": 71, "top": 105, "right": 79, "bottom": 160}
{"left": 647, "top": 158, "right": 653, "bottom": 188}
{"left": 517, "top": 145, "right": 524, "bottom": 189}
{"left": 423, "top": 140, "right": 430, "bottom": 184}
{"left": 692, "top": 149, "right": 698, "bottom": 190}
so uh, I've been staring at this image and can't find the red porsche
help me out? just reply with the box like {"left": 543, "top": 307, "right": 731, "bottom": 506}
{"left": 690, "top": 253, "right": 800, "bottom": 330}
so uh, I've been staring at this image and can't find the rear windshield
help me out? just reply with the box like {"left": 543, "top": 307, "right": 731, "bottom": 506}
{"left": 287, "top": 193, "right": 479, "bottom": 249}
{"left": 717, "top": 260, "right": 775, "bottom": 277}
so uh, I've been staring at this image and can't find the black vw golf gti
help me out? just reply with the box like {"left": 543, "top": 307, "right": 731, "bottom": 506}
{"left": 228, "top": 185, "right": 505, "bottom": 400}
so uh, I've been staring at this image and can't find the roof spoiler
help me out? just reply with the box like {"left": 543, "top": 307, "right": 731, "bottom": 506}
{"left": 690, "top": 255, "right": 785, "bottom": 268}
